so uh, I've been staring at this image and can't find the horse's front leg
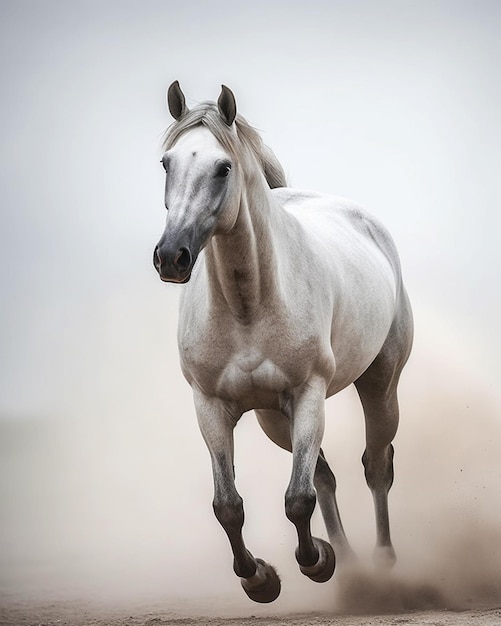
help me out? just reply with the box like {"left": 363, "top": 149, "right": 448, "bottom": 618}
{"left": 284, "top": 378, "right": 336, "bottom": 583}
{"left": 193, "top": 389, "right": 281, "bottom": 603}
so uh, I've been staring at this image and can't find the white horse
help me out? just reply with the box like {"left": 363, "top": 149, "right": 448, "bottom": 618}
{"left": 153, "top": 82, "right": 413, "bottom": 603}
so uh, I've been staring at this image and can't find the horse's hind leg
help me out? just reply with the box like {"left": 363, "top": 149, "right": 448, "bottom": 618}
{"left": 314, "top": 449, "right": 356, "bottom": 564}
{"left": 355, "top": 382, "right": 399, "bottom": 568}
{"left": 354, "top": 304, "right": 413, "bottom": 569}
{"left": 194, "top": 390, "right": 281, "bottom": 603}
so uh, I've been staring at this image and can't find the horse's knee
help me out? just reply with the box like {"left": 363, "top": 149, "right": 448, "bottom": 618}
{"left": 285, "top": 489, "right": 316, "bottom": 526}
{"left": 362, "top": 444, "right": 394, "bottom": 491}
{"left": 213, "top": 493, "right": 244, "bottom": 532}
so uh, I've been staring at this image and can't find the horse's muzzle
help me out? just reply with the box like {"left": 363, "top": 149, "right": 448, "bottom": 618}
{"left": 153, "top": 243, "right": 193, "bottom": 283}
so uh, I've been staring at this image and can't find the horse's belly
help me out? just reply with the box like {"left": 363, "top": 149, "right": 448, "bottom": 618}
{"left": 327, "top": 307, "right": 395, "bottom": 395}
{"left": 326, "top": 349, "right": 379, "bottom": 396}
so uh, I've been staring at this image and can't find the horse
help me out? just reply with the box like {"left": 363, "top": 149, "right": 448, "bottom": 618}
{"left": 153, "top": 81, "right": 414, "bottom": 603}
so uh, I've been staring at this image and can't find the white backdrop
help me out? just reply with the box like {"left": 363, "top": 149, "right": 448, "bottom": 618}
{"left": 0, "top": 0, "right": 500, "bottom": 616}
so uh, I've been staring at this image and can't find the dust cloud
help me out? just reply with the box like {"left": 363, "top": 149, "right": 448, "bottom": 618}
{"left": 323, "top": 308, "right": 501, "bottom": 615}
{"left": 1, "top": 291, "right": 500, "bottom": 618}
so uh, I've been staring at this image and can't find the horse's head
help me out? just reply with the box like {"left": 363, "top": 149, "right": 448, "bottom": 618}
{"left": 153, "top": 81, "right": 241, "bottom": 283}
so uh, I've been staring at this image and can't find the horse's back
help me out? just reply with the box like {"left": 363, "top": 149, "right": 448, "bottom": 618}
{"left": 273, "top": 188, "right": 401, "bottom": 275}
{"left": 272, "top": 188, "right": 411, "bottom": 392}
{"left": 272, "top": 187, "right": 404, "bottom": 301}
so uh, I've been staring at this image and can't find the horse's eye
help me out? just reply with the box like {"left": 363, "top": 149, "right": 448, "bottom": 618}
{"left": 161, "top": 156, "right": 169, "bottom": 172}
{"left": 216, "top": 161, "right": 232, "bottom": 178}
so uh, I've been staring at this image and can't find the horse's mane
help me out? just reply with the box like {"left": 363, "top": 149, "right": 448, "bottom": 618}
{"left": 162, "top": 102, "right": 287, "bottom": 189}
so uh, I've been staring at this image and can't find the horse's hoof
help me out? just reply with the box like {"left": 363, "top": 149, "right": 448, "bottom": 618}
{"left": 299, "top": 537, "right": 336, "bottom": 583}
{"left": 241, "top": 558, "right": 281, "bottom": 603}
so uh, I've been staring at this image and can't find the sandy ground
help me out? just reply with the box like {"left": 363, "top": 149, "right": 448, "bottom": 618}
{"left": 1, "top": 603, "right": 501, "bottom": 626}
{"left": 2, "top": 575, "right": 500, "bottom": 626}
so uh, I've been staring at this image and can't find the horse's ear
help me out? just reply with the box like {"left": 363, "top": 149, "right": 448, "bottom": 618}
{"left": 217, "top": 85, "right": 237, "bottom": 126}
{"left": 167, "top": 80, "right": 188, "bottom": 120}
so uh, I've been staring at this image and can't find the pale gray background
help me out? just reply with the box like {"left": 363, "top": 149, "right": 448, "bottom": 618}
{"left": 0, "top": 0, "right": 500, "bottom": 616}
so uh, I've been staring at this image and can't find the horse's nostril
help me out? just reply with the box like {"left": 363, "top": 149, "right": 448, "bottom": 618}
{"left": 153, "top": 245, "right": 162, "bottom": 269}
{"left": 174, "top": 247, "right": 192, "bottom": 271}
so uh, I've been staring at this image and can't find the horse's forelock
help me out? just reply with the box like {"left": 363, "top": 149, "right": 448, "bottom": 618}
{"left": 162, "top": 102, "right": 287, "bottom": 189}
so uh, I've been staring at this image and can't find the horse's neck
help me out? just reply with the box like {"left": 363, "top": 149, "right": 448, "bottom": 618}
{"left": 205, "top": 177, "right": 282, "bottom": 324}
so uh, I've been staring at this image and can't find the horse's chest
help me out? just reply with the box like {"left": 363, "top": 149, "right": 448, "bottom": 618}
{"left": 179, "top": 322, "right": 315, "bottom": 408}
{"left": 218, "top": 348, "right": 290, "bottom": 397}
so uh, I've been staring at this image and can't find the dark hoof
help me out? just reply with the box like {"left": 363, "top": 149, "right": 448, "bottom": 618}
{"left": 299, "top": 537, "right": 336, "bottom": 583}
{"left": 241, "top": 558, "right": 281, "bottom": 603}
